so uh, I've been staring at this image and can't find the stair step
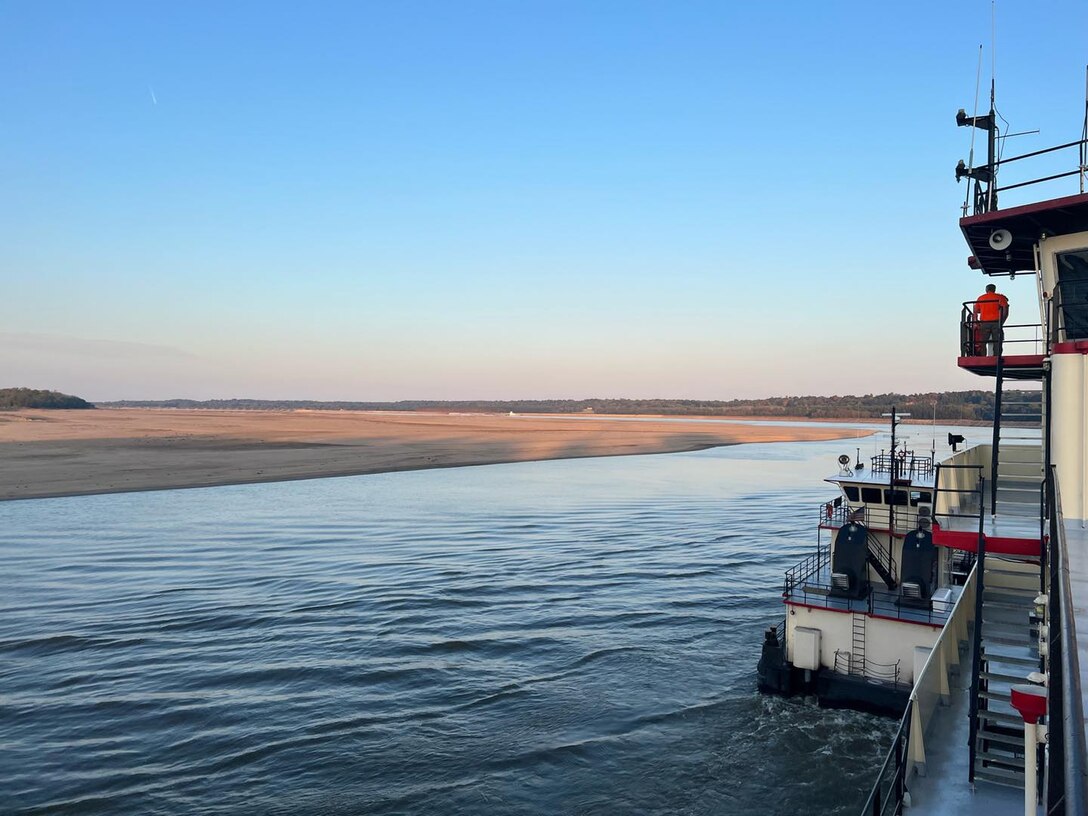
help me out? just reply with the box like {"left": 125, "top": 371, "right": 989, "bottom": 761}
{"left": 982, "top": 612, "right": 1032, "bottom": 624}
{"left": 981, "top": 645, "right": 1039, "bottom": 660}
{"left": 982, "top": 632, "right": 1036, "bottom": 647}
{"left": 983, "top": 587, "right": 1037, "bottom": 600}
{"left": 982, "top": 613, "right": 1036, "bottom": 625}
{"left": 978, "top": 728, "right": 1028, "bottom": 748}
{"left": 981, "top": 599, "right": 1035, "bottom": 612}
{"left": 980, "top": 670, "right": 1032, "bottom": 685}
{"left": 981, "top": 653, "right": 1040, "bottom": 670}
{"left": 983, "top": 584, "right": 1035, "bottom": 595}
{"left": 973, "top": 763, "right": 1025, "bottom": 788}
{"left": 982, "top": 602, "right": 1034, "bottom": 615}
{"left": 979, "top": 689, "right": 1014, "bottom": 703}
{"left": 982, "top": 602, "right": 1033, "bottom": 614}
{"left": 987, "top": 570, "right": 1035, "bottom": 583}
{"left": 978, "top": 708, "right": 1026, "bottom": 726}
{"left": 977, "top": 751, "right": 1026, "bottom": 770}
{"left": 981, "top": 620, "right": 1036, "bottom": 634}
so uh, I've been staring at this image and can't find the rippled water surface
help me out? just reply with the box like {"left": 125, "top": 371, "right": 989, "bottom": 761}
{"left": 4, "top": 428, "right": 979, "bottom": 815}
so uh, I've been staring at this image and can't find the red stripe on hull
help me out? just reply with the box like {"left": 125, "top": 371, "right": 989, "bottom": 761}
{"left": 1052, "top": 341, "right": 1088, "bottom": 354}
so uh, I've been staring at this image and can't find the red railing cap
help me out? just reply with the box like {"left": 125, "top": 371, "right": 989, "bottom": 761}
{"left": 1010, "top": 684, "right": 1048, "bottom": 722}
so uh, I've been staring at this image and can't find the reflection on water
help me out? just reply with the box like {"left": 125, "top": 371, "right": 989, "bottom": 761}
{"left": 0, "top": 424, "right": 988, "bottom": 815}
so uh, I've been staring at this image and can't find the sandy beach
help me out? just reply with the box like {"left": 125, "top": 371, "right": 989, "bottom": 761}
{"left": 0, "top": 408, "right": 871, "bottom": 501}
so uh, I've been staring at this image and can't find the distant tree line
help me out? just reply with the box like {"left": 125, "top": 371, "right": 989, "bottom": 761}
{"left": 101, "top": 391, "right": 1037, "bottom": 422}
{"left": 0, "top": 388, "right": 94, "bottom": 409}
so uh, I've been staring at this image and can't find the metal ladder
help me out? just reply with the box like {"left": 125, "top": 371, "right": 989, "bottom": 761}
{"left": 850, "top": 613, "right": 866, "bottom": 677}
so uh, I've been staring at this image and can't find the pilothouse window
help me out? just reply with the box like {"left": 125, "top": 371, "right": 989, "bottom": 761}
{"left": 1057, "top": 249, "right": 1088, "bottom": 341}
{"left": 884, "top": 489, "right": 909, "bottom": 506}
{"left": 844, "top": 486, "right": 859, "bottom": 501}
{"left": 909, "top": 490, "right": 932, "bottom": 506}
{"left": 861, "top": 487, "right": 882, "bottom": 504}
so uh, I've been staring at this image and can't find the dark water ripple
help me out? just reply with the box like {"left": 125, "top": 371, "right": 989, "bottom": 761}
{"left": 0, "top": 435, "right": 929, "bottom": 815}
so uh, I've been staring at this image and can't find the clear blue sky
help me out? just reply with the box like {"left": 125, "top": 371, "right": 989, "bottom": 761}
{"left": 2, "top": 1, "right": 1086, "bottom": 401}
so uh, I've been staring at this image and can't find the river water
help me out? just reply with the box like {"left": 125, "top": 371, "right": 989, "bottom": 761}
{"left": 0, "top": 423, "right": 985, "bottom": 815}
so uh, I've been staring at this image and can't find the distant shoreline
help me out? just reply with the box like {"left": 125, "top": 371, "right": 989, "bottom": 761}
{"left": 0, "top": 407, "right": 876, "bottom": 502}
{"left": 84, "top": 405, "right": 994, "bottom": 426}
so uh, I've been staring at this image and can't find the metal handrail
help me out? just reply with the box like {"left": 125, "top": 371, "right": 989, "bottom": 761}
{"left": 931, "top": 463, "right": 985, "bottom": 528}
{"left": 859, "top": 562, "right": 979, "bottom": 815}
{"left": 860, "top": 704, "right": 912, "bottom": 816}
{"left": 783, "top": 545, "right": 828, "bottom": 595}
{"left": 966, "top": 480, "right": 987, "bottom": 783}
{"left": 959, "top": 300, "right": 1042, "bottom": 357}
{"left": 1045, "top": 469, "right": 1088, "bottom": 813}
{"left": 990, "top": 137, "right": 1088, "bottom": 195}
{"left": 870, "top": 452, "right": 935, "bottom": 480}
{"left": 819, "top": 502, "right": 932, "bottom": 536}
{"left": 784, "top": 572, "right": 955, "bottom": 626}
{"left": 991, "top": 356, "right": 1004, "bottom": 514}
{"left": 834, "top": 650, "right": 902, "bottom": 683}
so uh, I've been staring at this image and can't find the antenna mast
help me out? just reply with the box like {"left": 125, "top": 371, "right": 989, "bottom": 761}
{"left": 955, "top": 7, "right": 1001, "bottom": 214}
{"left": 987, "top": 0, "right": 998, "bottom": 212}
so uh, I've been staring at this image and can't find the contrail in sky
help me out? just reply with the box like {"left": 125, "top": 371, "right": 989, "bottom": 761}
{"left": 148, "top": 85, "right": 157, "bottom": 105}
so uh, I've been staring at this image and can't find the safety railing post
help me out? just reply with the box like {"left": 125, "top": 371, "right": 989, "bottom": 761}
{"left": 990, "top": 355, "right": 1004, "bottom": 516}
{"left": 967, "top": 479, "right": 987, "bottom": 783}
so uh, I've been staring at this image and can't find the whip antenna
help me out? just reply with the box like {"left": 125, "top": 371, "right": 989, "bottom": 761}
{"left": 987, "top": 1, "right": 998, "bottom": 211}
{"left": 964, "top": 45, "right": 984, "bottom": 216}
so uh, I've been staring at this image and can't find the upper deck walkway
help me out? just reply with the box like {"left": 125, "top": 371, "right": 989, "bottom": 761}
{"left": 1060, "top": 522, "right": 1088, "bottom": 765}
{"left": 959, "top": 354, "right": 1047, "bottom": 379}
{"left": 957, "top": 300, "right": 1046, "bottom": 380}
{"left": 902, "top": 652, "right": 1022, "bottom": 816}
{"left": 784, "top": 553, "right": 957, "bottom": 629}
{"left": 933, "top": 511, "right": 1044, "bottom": 558}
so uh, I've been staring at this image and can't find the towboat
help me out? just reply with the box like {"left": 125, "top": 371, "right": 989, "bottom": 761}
{"left": 757, "top": 76, "right": 1088, "bottom": 814}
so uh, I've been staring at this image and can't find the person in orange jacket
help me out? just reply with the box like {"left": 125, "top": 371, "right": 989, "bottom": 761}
{"left": 974, "top": 283, "right": 1009, "bottom": 356}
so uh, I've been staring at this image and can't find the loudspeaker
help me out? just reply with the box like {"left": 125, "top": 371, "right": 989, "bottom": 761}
{"left": 989, "top": 229, "right": 1013, "bottom": 251}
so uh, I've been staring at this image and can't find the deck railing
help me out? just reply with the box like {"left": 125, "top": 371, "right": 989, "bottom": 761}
{"left": 1045, "top": 469, "right": 1088, "bottom": 813}
{"left": 859, "top": 563, "right": 978, "bottom": 816}
{"left": 959, "top": 300, "right": 1043, "bottom": 357}
{"left": 931, "top": 462, "right": 984, "bottom": 526}
{"left": 785, "top": 575, "right": 955, "bottom": 626}
{"left": 819, "top": 501, "right": 932, "bottom": 537}
{"left": 783, "top": 538, "right": 828, "bottom": 596}
{"left": 869, "top": 452, "right": 935, "bottom": 481}
{"left": 860, "top": 704, "right": 912, "bottom": 816}
{"left": 834, "top": 650, "right": 901, "bottom": 683}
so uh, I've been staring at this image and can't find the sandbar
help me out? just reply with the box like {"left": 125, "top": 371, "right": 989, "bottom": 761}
{"left": 0, "top": 408, "right": 872, "bottom": 501}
